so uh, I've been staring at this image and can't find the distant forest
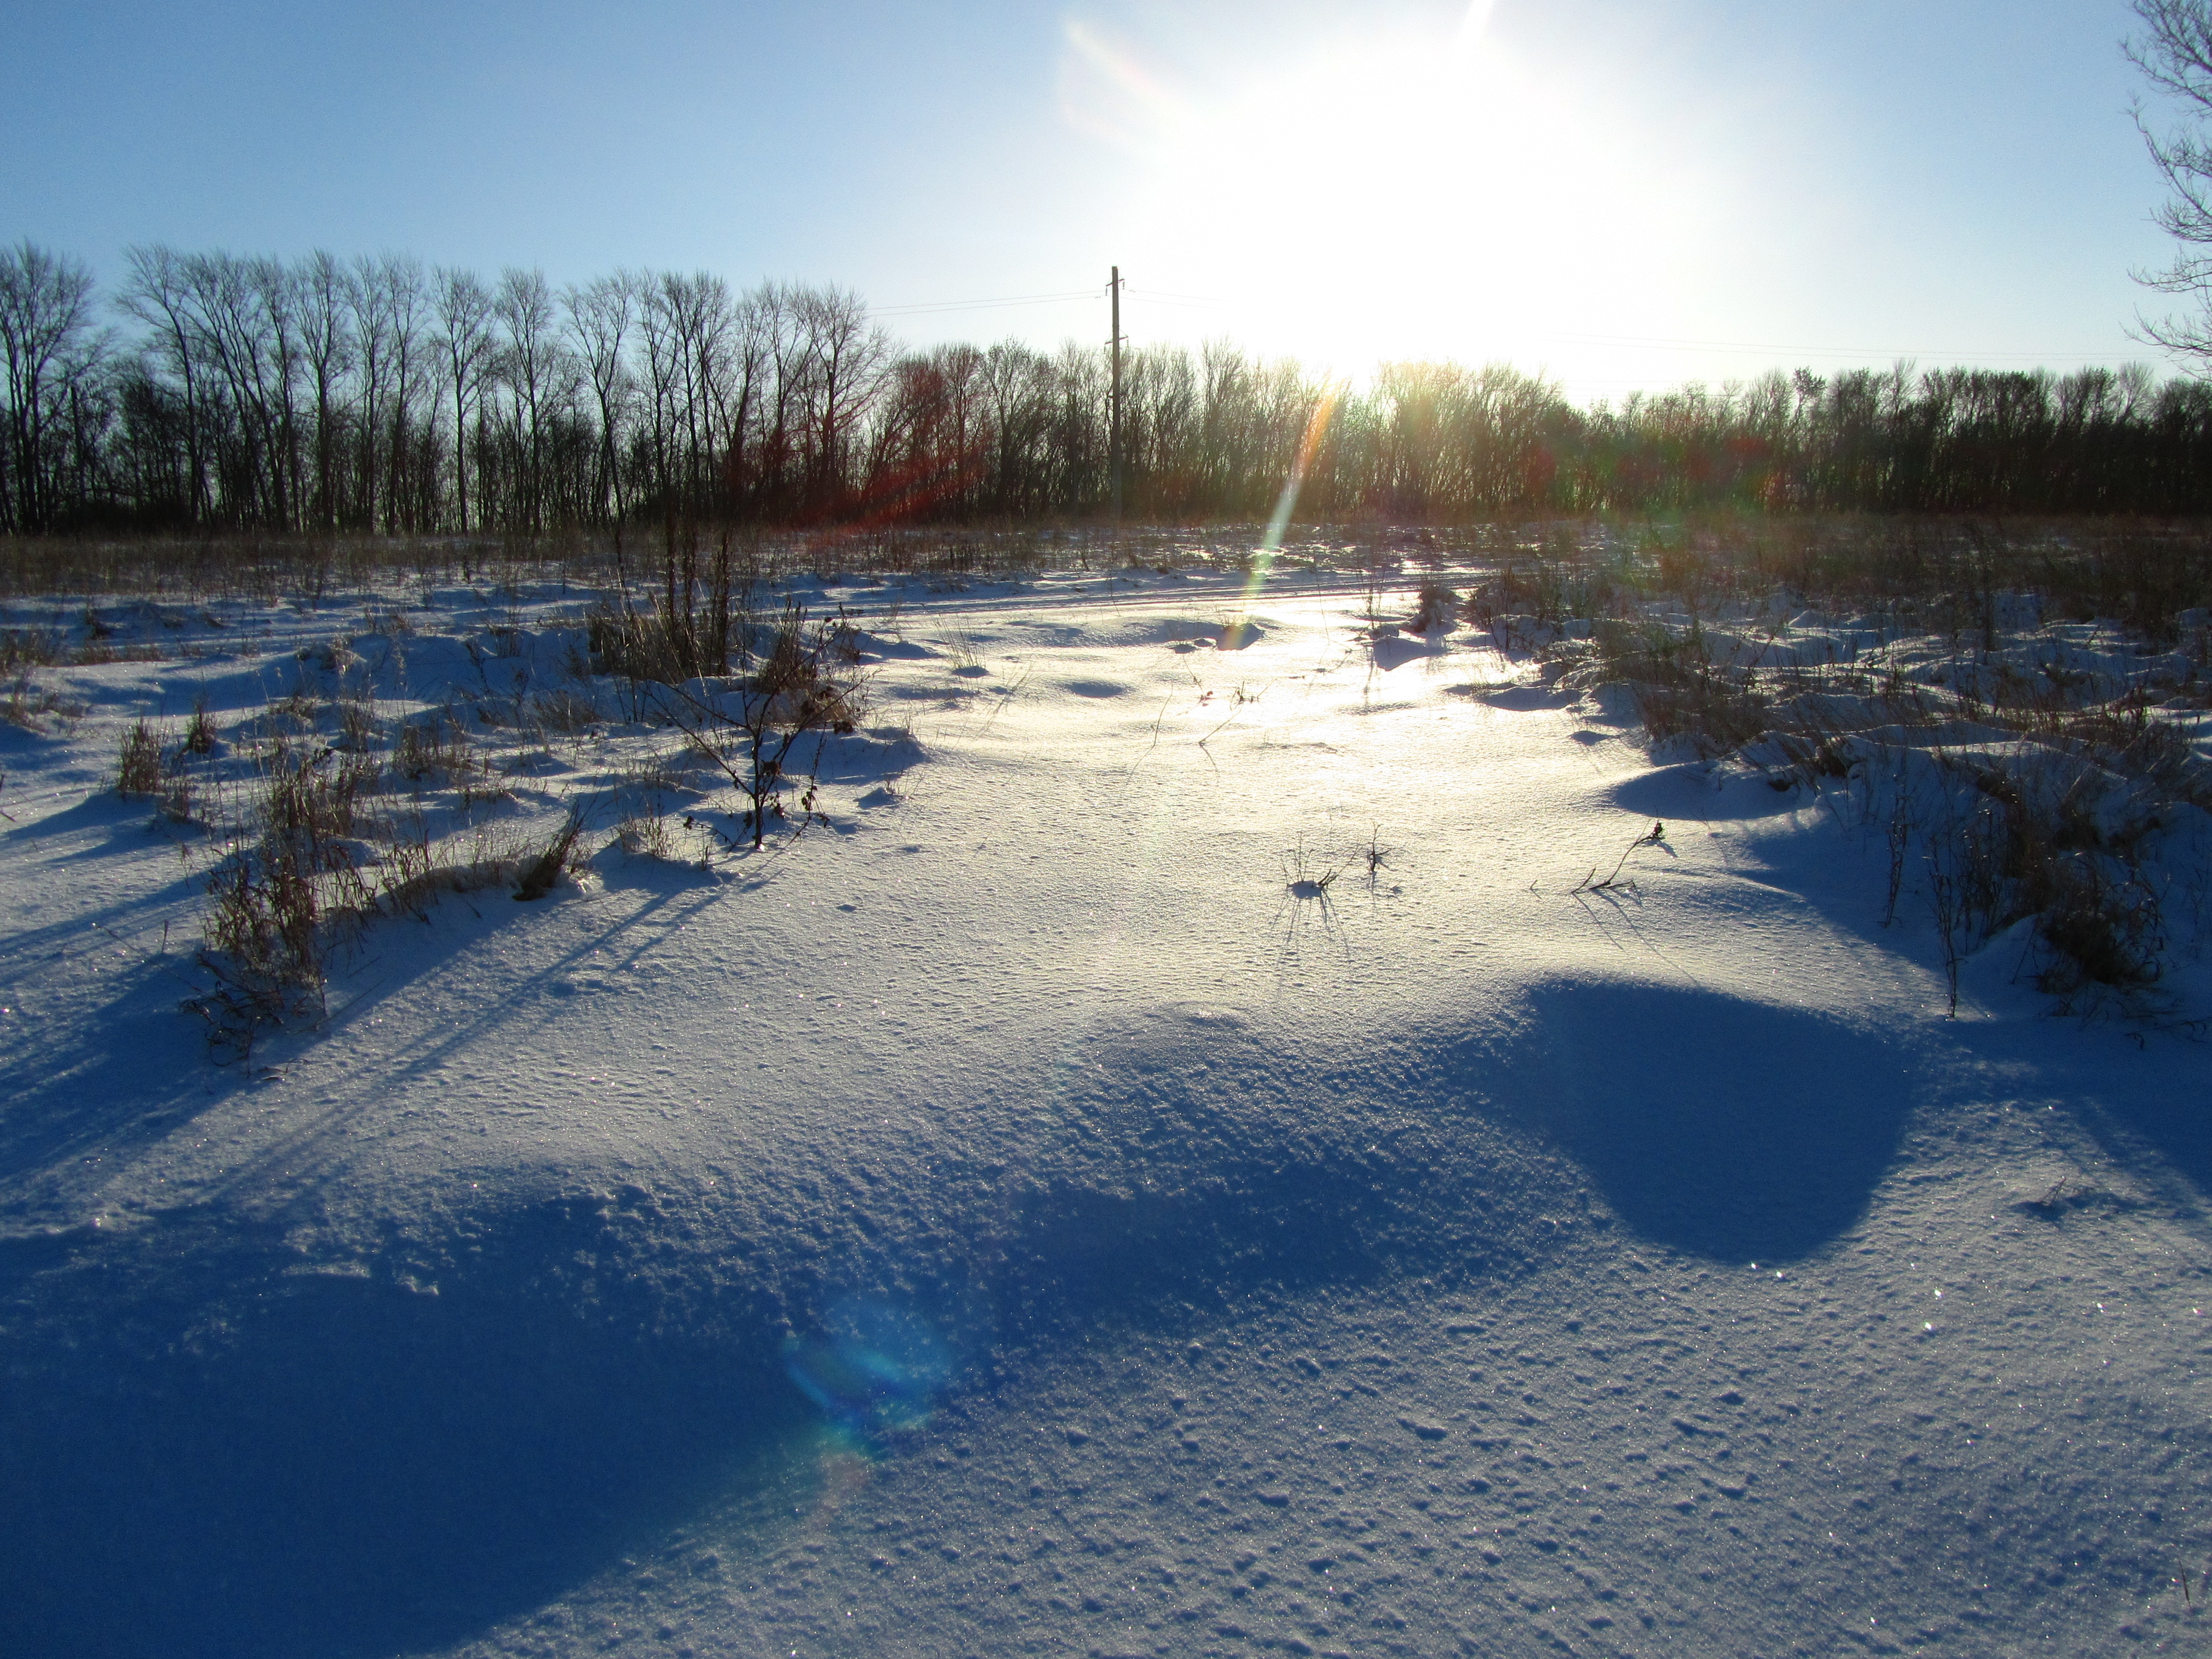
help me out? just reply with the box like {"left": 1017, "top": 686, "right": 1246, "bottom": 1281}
{"left": 3, "top": 241, "right": 2210, "bottom": 537}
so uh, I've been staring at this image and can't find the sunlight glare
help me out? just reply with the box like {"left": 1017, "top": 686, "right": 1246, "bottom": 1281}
{"left": 1064, "top": 11, "right": 1717, "bottom": 377}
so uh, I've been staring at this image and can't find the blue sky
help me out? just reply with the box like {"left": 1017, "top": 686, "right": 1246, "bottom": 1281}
{"left": 0, "top": 0, "right": 2185, "bottom": 399}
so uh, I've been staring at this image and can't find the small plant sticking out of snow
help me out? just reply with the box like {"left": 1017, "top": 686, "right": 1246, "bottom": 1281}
{"left": 115, "top": 721, "right": 162, "bottom": 797}
{"left": 934, "top": 627, "right": 984, "bottom": 674}
{"left": 615, "top": 808, "right": 681, "bottom": 862}
{"left": 514, "top": 809, "right": 587, "bottom": 901}
{"left": 391, "top": 711, "right": 477, "bottom": 786}
{"left": 115, "top": 720, "right": 198, "bottom": 820}
{"left": 1363, "top": 826, "right": 1391, "bottom": 889}
{"left": 182, "top": 698, "right": 216, "bottom": 756}
{"left": 1569, "top": 822, "right": 1667, "bottom": 895}
{"left": 1283, "top": 839, "right": 1348, "bottom": 899}
{"left": 1406, "top": 580, "right": 1460, "bottom": 634}
{"left": 652, "top": 598, "right": 870, "bottom": 852}
{"left": 1274, "top": 838, "right": 1356, "bottom": 964}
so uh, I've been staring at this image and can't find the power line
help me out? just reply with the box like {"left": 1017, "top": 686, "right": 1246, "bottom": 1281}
{"left": 1125, "top": 286, "right": 1236, "bottom": 307}
{"left": 871, "top": 289, "right": 1098, "bottom": 316}
{"left": 868, "top": 287, "right": 2134, "bottom": 367}
{"left": 1540, "top": 329, "right": 2126, "bottom": 365}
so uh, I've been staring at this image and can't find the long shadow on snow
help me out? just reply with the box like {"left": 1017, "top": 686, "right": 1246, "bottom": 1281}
{"left": 997, "top": 985, "right": 1911, "bottom": 1325}
{"left": 0, "top": 987, "right": 1913, "bottom": 1657}
{"left": 992, "top": 1000, "right": 1566, "bottom": 1328}
{"left": 0, "top": 1200, "right": 810, "bottom": 1659}
{"left": 1474, "top": 978, "right": 1915, "bottom": 1262}
{"left": 0, "top": 1005, "right": 1558, "bottom": 1657}
{"left": 0, "top": 963, "right": 215, "bottom": 1216}
{"left": 0, "top": 881, "right": 719, "bottom": 1211}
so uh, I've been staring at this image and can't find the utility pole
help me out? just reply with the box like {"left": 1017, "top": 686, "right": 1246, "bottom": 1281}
{"left": 1108, "top": 265, "right": 1125, "bottom": 522}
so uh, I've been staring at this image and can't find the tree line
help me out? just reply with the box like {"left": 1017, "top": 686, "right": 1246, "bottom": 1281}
{"left": 4, "top": 239, "right": 2211, "bottom": 537}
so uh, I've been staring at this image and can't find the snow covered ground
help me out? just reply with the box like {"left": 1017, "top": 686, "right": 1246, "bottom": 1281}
{"left": 3, "top": 560, "right": 2211, "bottom": 1658}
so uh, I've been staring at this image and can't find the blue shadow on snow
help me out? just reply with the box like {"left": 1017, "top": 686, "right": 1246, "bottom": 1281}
{"left": 1476, "top": 979, "right": 1915, "bottom": 1262}
{"left": 0, "top": 1202, "right": 811, "bottom": 1659}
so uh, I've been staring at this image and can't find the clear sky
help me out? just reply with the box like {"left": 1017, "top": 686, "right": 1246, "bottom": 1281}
{"left": 0, "top": 0, "right": 2186, "bottom": 401}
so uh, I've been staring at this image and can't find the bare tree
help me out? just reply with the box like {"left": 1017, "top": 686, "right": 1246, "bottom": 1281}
{"left": 663, "top": 271, "right": 733, "bottom": 513}
{"left": 179, "top": 251, "right": 296, "bottom": 528}
{"left": 432, "top": 267, "right": 495, "bottom": 531}
{"left": 494, "top": 267, "right": 565, "bottom": 532}
{"left": 116, "top": 244, "right": 212, "bottom": 523}
{"left": 795, "top": 285, "right": 889, "bottom": 512}
{"left": 0, "top": 242, "right": 103, "bottom": 531}
{"left": 347, "top": 256, "right": 394, "bottom": 527}
{"left": 565, "top": 272, "right": 636, "bottom": 526}
{"left": 248, "top": 256, "right": 305, "bottom": 528}
{"left": 299, "top": 251, "right": 352, "bottom": 532}
{"left": 722, "top": 287, "right": 772, "bottom": 508}
{"left": 981, "top": 339, "right": 1052, "bottom": 514}
{"left": 2129, "top": 0, "right": 2212, "bottom": 360}
{"left": 753, "top": 281, "right": 809, "bottom": 514}
{"left": 381, "top": 258, "right": 430, "bottom": 529}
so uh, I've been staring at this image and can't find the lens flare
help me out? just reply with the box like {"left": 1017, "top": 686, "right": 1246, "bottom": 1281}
{"left": 782, "top": 1298, "right": 951, "bottom": 1437}
{"left": 1226, "top": 382, "right": 1342, "bottom": 644}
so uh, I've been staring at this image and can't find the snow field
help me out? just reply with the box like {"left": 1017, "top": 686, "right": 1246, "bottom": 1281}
{"left": 1, "top": 566, "right": 2209, "bottom": 1657}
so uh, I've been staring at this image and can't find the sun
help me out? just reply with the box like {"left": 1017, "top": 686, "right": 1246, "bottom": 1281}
{"left": 1064, "top": 8, "right": 1714, "bottom": 377}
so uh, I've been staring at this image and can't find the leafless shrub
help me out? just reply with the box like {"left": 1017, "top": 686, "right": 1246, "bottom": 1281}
{"left": 3, "top": 671, "right": 65, "bottom": 728}
{"left": 260, "top": 734, "right": 373, "bottom": 841}
{"left": 1595, "top": 621, "right": 1769, "bottom": 751}
{"left": 587, "top": 604, "right": 689, "bottom": 684}
{"left": 196, "top": 834, "right": 346, "bottom": 1049}
{"left": 0, "top": 627, "right": 65, "bottom": 673}
{"left": 655, "top": 599, "right": 869, "bottom": 849}
{"left": 188, "top": 697, "right": 533, "bottom": 1054}
{"left": 392, "top": 712, "right": 476, "bottom": 784}
{"left": 193, "top": 767, "right": 369, "bottom": 1054}
{"left": 374, "top": 818, "right": 521, "bottom": 920}
{"left": 1949, "top": 756, "right": 2170, "bottom": 997}
{"left": 514, "top": 810, "right": 587, "bottom": 901}
{"left": 113, "top": 719, "right": 202, "bottom": 820}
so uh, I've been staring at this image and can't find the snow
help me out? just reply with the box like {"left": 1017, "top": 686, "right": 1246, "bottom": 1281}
{"left": 2, "top": 562, "right": 2209, "bottom": 1657}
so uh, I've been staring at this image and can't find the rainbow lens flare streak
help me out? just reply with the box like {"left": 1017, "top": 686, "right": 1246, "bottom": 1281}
{"left": 782, "top": 1297, "right": 952, "bottom": 1441}
{"left": 1227, "top": 383, "right": 1343, "bottom": 648}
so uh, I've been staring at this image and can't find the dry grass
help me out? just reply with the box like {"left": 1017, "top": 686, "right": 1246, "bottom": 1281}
{"left": 1480, "top": 520, "right": 2211, "bottom": 1009}
{"left": 114, "top": 721, "right": 163, "bottom": 796}
{"left": 514, "top": 811, "right": 588, "bottom": 901}
{"left": 186, "top": 689, "right": 543, "bottom": 1057}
